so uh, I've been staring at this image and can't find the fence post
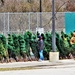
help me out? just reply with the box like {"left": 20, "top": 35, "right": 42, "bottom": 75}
{"left": 8, "top": 12, "right": 10, "bottom": 34}
{"left": 28, "top": 12, "right": 30, "bottom": 31}
{"left": 37, "top": 13, "right": 39, "bottom": 28}
{"left": 4, "top": 13, "right": 6, "bottom": 35}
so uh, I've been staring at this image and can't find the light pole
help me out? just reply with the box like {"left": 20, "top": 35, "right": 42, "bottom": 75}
{"left": 52, "top": 0, "right": 56, "bottom": 52}
{"left": 40, "top": 0, "right": 42, "bottom": 28}
{"left": 49, "top": 0, "right": 59, "bottom": 62}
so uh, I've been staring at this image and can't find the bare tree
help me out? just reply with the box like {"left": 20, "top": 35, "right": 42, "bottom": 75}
{"left": 66, "top": 0, "right": 75, "bottom": 11}
{"left": 1, "top": 0, "right": 4, "bottom": 5}
{"left": 27, "top": 0, "right": 32, "bottom": 3}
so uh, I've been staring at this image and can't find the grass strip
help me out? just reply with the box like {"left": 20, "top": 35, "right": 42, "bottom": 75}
{"left": 0, "top": 67, "right": 35, "bottom": 71}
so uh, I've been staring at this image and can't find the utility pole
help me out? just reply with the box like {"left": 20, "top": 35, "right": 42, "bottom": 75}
{"left": 40, "top": 0, "right": 42, "bottom": 28}
{"left": 52, "top": 0, "right": 56, "bottom": 52}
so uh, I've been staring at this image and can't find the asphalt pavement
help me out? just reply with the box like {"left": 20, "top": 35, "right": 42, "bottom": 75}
{"left": 0, "top": 59, "right": 75, "bottom": 69}
{"left": 0, "top": 59, "right": 75, "bottom": 75}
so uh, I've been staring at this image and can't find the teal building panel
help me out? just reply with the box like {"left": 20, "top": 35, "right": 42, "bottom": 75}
{"left": 65, "top": 12, "right": 75, "bottom": 34}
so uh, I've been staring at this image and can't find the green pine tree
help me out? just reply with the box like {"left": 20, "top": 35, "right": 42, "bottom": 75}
{"left": 12, "top": 33, "right": 20, "bottom": 56}
{"left": 18, "top": 34, "right": 26, "bottom": 58}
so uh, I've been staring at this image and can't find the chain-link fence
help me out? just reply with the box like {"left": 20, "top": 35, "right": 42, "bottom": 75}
{"left": 0, "top": 12, "right": 65, "bottom": 36}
